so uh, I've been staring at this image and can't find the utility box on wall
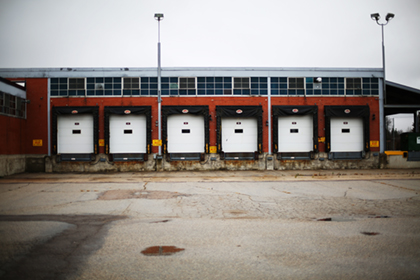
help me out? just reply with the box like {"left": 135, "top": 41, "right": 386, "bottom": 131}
{"left": 400, "top": 133, "right": 420, "bottom": 151}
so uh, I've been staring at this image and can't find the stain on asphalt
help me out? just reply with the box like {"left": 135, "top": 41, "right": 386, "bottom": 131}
{"left": 141, "top": 246, "right": 185, "bottom": 256}
{"left": 317, "top": 217, "right": 332, "bottom": 221}
{"left": 98, "top": 190, "right": 190, "bottom": 200}
{"left": 150, "top": 219, "right": 171, "bottom": 223}
{"left": 228, "top": 210, "right": 247, "bottom": 215}
{"left": 361, "top": 232, "right": 380, "bottom": 236}
{"left": 0, "top": 214, "right": 126, "bottom": 280}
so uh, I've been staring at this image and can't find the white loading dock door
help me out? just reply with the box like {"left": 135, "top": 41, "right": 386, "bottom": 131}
{"left": 109, "top": 115, "right": 147, "bottom": 153}
{"left": 167, "top": 114, "right": 205, "bottom": 153}
{"left": 221, "top": 117, "right": 258, "bottom": 152}
{"left": 330, "top": 117, "right": 364, "bottom": 152}
{"left": 278, "top": 115, "right": 313, "bottom": 152}
{"left": 57, "top": 114, "right": 94, "bottom": 154}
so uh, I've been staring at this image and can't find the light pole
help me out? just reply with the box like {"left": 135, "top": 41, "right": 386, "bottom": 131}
{"left": 155, "top": 13, "right": 164, "bottom": 158}
{"left": 371, "top": 12, "right": 394, "bottom": 153}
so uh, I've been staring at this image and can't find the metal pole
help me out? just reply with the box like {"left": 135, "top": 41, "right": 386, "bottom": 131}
{"left": 392, "top": 118, "right": 395, "bottom": 150}
{"left": 378, "top": 23, "right": 386, "bottom": 153}
{"left": 381, "top": 24, "right": 386, "bottom": 104}
{"left": 157, "top": 17, "right": 162, "bottom": 157}
{"left": 267, "top": 77, "right": 272, "bottom": 155}
{"left": 47, "top": 78, "right": 51, "bottom": 156}
{"left": 371, "top": 13, "right": 394, "bottom": 153}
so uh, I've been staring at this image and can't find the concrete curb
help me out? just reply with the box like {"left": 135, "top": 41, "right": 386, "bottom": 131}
{"left": 1, "top": 169, "right": 420, "bottom": 183}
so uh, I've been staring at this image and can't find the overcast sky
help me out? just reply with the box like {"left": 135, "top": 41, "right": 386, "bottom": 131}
{"left": 1, "top": 0, "right": 419, "bottom": 92}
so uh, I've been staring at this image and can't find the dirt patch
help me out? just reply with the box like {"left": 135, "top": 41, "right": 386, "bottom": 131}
{"left": 98, "top": 190, "right": 190, "bottom": 200}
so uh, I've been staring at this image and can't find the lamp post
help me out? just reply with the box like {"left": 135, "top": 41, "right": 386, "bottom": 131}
{"left": 371, "top": 12, "right": 394, "bottom": 153}
{"left": 155, "top": 13, "right": 164, "bottom": 158}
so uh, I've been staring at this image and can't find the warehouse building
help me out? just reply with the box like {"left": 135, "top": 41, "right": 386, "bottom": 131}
{"left": 1, "top": 67, "right": 417, "bottom": 174}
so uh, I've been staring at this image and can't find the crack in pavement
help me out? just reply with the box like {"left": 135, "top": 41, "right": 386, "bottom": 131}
{"left": 375, "top": 180, "right": 420, "bottom": 193}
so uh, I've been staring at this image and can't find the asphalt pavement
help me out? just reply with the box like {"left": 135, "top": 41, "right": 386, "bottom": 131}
{"left": 0, "top": 169, "right": 419, "bottom": 279}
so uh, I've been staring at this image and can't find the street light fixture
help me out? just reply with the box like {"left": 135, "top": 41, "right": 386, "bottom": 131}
{"left": 385, "top": 13, "right": 395, "bottom": 22}
{"left": 371, "top": 12, "right": 394, "bottom": 153}
{"left": 155, "top": 13, "right": 164, "bottom": 158}
{"left": 154, "top": 13, "right": 164, "bottom": 20}
{"left": 370, "top": 13, "right": 380, "bottom": 21}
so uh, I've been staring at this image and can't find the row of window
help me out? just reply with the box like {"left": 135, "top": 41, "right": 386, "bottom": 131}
{"left": 50, "top": 77, "right": 379, "bottom": 97}
{"left": 0, "top": 91, "right": 26, "bottom": 119}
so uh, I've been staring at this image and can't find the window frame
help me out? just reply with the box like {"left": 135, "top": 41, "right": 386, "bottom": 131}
{"left": 288, "top": 77, "right": 305, "bottom": 90}
{"left": 3, "top": 93, "right": 10, "bottom": 114}
{"left": 8, "top": 94, "right": 16, "bottom": 115}
{"left": 123, "top": 77, "right": 140, "bottom": 90}
{"left": 233, "top": 77, "right": 250, "bottom": 89}
{"left": 178, "top": 77, "right": 196, "bottom": 90}
{"left": 0, "top": 91, "right": 4, "bottom": 109}
{"left": 0, "top": 91, "right": 26, "bottom": 119}
{"left": 68, "top": 78, "right": 86, "bottom": 90}
{"left": 345, "top": 78, "right": 362, "bottom": 90}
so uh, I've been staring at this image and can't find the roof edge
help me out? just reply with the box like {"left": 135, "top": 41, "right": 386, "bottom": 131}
{"left": 387, "top": 80, "right": 420, "bottom": 94}
{"left": 0, "top": 67, "right": 384, "bottom": 79}
{"left": 0, "top": 77, "right": 26, "bottom": 91}
{"left": 0, "top": 66, "right": 384, "bottom": 72}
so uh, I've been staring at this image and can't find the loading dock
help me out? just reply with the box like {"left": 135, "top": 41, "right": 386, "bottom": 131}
{"left": 162, "top": 106, "right": 209, "bottom": 161}
{"left": 167, "top": 114, "right": 205, "bottom": 153}
{"left": 0, "top": 67, "right": 390, "bottom": 172}
{"left": 330, "top": 118, "right": 364, "bottom": 152}
{"left": 221, "top": 117, "right": 258, "bottom": 153}
{"left": 52, "top": 106, "right": 99, "bottom": 161}
{"left": 57, "top": 114, "right": 93, "bottom": 154}
{"left": 325, "top": 105, "right": 370, "bottom": 159}
{"left": 217, "top": 106, "right": 262, "bottom": 160}
{"left": 104, "top": 106, "right": 151, "bottom": 162}
{"left": 109, "top": 115, "right": 146, "bottom": 153}
{"left": 272, "top": 105, "right": 318, "bottom": 160}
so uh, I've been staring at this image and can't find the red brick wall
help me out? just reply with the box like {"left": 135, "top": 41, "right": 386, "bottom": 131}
{"left": 4, "top": 78, "right": 379, "bottom": 155}
{"left": 0, "top": 114, "right": 26, "bottom": 154}
{"left": 1, "top": 78, "right": 49, "bottom": 155}
{"left": 50, "top": 95, "right": 380, "bottom": 154}
{"left": 25, "top": 78, "right": 49, "bottom": 154}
